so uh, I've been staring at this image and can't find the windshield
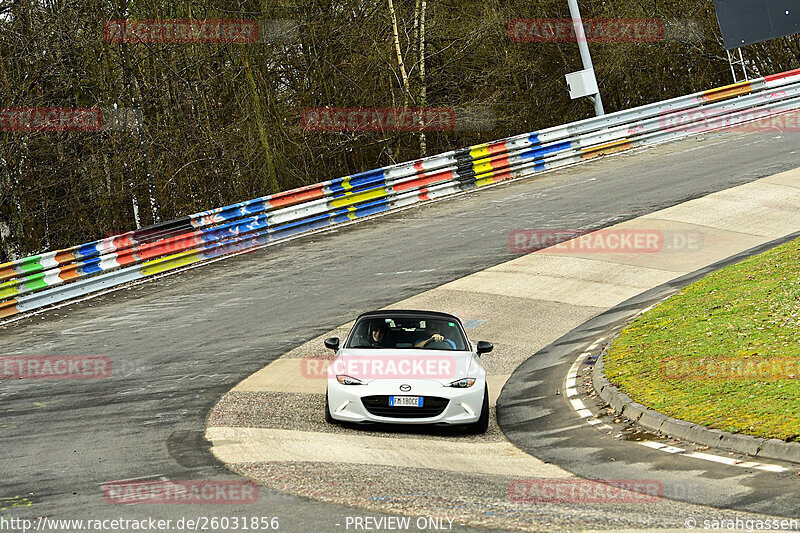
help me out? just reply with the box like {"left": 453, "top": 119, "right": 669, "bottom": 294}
{"left": 345, "top": 316, "right": 468, "bottom": 350}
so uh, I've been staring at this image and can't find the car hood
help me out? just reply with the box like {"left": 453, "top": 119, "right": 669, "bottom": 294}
{"left": 331, "top": 348, "right": 480, "bottom": 385}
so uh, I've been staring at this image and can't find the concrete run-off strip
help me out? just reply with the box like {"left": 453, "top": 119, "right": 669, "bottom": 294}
{"left": 206, "top": 167, "right": 800, "bottom": 531}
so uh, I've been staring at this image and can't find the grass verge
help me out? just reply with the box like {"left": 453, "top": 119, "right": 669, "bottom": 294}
{"left": 604, "top": 236, "right": 800, "bottom": 441}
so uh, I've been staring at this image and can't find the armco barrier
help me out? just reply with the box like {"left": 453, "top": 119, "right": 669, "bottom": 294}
{"left": 3, "top": 68, "right": 800, "bottom": 320}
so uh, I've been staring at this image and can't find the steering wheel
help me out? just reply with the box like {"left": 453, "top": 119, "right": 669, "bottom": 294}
{"left": 425, "top": 340, "right": 453, "bottom": 350}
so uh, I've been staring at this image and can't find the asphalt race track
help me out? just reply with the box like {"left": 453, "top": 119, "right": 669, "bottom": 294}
{"left": 498, "top": 233, "right": 800, "bottom": 518}
{"left": 3, "top": 129, "right": 800, "bottom": 532}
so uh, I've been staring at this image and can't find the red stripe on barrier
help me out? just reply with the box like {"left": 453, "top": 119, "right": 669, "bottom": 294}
{"left": 0, "top": 299, "right": 19, "bottom": 319}
{"left": 54, "top": 251, "right": 75, "bottom": 265}
{"left": 113, "top": 234, "right": 135, "bottom": 250}
{"left": 138, "top": 233, "right": 202, "bottom": 260}
{"left": 765, "top": 68, "right": 800, "bottom": 83}
{"left": 58, "top": 265, "right": 81, "bottom": 282}
{"left": 490, "top": 170, "right": 512, "bottom": 183}
{"left": 491, "top": 154, "right": 510, "bottom": 169}
{"left": 114, "top": 249, "right": 139, "bottom": 267}
{"left": 394, "top": 169, "right": 455, "bottom": 192}
{"left": 487, "top": 141, "right": 507, "bottom": 155}
{"left": 0, "top": 264, "right": 16, "bottom": 282}
{"left": 268, "top": 184, "right": 325, "bottom": 208}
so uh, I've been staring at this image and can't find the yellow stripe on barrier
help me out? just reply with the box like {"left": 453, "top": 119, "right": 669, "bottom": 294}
{"left": 473, "top": 161, "right": 495, "bottom": 176}
{"left": 0, "top": 264, "right": 17, "bottom": 283}
{"left": 140, "top": 250, "right": 203, "bottom": 276}
{"left": 701, "top": 81, "right": 753, "bottom": 103}
{"left": 329, "top": 187, "right": 387, "bottom": 209}
{"left": 475, "top": 176, "right": 498, "bottom": 187}
{"left": 0, "top": 280, "right": 21, "bottom": 300}
{"left": 582, "top": 139, "right": 633, "bottom": 159}
{"left": 469, "top": 143, "right": 490, "bottom": 160}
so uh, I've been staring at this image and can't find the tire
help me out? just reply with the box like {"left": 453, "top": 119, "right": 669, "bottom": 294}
{"left": 324, "top": 391, "right": 336, "bottom": 424}
{"left": 466, "top": 387, "right": 489, "bottom": 434}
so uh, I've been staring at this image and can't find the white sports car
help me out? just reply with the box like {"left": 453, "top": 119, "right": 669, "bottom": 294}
{"left": 324, "top": 310, "right": 492, "bottom": 434}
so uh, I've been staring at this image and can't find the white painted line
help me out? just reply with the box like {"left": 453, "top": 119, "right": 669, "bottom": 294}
{"left": 588, "top": 419, "right": 602, "bottom": 426}
{"left": 598, "top": 424, "right": 613, "bottom": 430}
{"left": 566, "top": 372, "right": 578, "bottom": 380}
{"left": 570, "top": 399, "right": 586, "bottom": 411}
{"left": 588, "top": 338, "right": 605, "bottom": 350}
{"left": 577, "top": 409, "right": 593, "bottom": 418}
{"left": 661, "top": 446, "right": 686, "bottom": 454}
{"left": 639, "top": 441, "right": 685, "bottom": 453}
{"left": 755, "top": 464, "right": 789, "bottom": 473}
{"left": 683, "top": 452, "right": 740, "bottom": 465}
{"left": 637, "top": 442, "right": 789, "bottom": 473}
{"left": 565, "top": 377, "right": 577, "bottom": 389}
{"left": 566, "top": 388, "right": 578, "bottom": 398}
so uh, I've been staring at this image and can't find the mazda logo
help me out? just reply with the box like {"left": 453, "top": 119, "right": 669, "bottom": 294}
{"left": 399, "top": 384, "right": 411, "bottom": 392}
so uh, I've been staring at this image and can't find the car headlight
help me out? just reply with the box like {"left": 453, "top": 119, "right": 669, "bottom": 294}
{"left": 447, "top": 378, "right": 476, "bottom": 388}
{"left": 336, "top": 375, "right": 364, "bottom": 385}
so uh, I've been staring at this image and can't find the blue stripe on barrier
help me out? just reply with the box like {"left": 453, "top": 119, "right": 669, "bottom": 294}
{"left": 348, "top": 169, "right": 387, "bottom": 188}
{"left": 79, "top": 258, "right": 103, "bottom": 275}
{"left": 520, "top": 140, "right": 572, "bottom": 160}
{"left": 330, "top": 178, "right": 390, "bottom": 198}
{"left": 268, "top": 210, "right": 337, "bottom": 238}
{"left": 201, "top": 234, "right": 264, "bottom": 259}
{"left": 353, "top": 198, "right": 390, "bottom": 217}
{"left": 77, "top": 244, "right": 99, "bottom": 260}
{"left": 328, "top": 170, "right": 387, "bottom": 195}
{"left": 197, "top": 214, "right": 270, "bottom": 243}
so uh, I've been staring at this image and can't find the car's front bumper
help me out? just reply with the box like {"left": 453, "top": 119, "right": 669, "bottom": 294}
{"left": 327, "top": 378, "right": 485, "bottom": 425}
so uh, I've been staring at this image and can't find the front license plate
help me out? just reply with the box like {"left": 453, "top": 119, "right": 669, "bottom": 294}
{"left": 389, "top": 396, "right": 422, "bottom": 407}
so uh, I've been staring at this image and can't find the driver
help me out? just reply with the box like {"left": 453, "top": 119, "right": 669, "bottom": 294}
{"left": 366, "top": 322, "right": 392, "bottom": 347}
{"left": 414, "top": 322, "right": 456, "bottom": 349}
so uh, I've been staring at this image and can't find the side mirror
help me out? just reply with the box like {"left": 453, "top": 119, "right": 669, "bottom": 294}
{"left": 476, "top": 341, "right": 493, "bottom": 356}
{"left": 324, "top": 337, "right": 340, "bottom": 351}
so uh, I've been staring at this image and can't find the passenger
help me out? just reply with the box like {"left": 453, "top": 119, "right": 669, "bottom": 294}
{"left": 414, "top": 322, "right": 456, "bottom": 350}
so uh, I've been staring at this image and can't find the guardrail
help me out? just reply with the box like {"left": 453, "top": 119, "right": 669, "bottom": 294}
{"left": 3, "top": 68, "right": 800, "bottom": 320}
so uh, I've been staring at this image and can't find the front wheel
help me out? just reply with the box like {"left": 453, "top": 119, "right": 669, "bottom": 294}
{"left": 466, "top": 387, "right": 489, "bottom": 434}
{"left": 324, "top": 391, "right": 336, "bottom": 424}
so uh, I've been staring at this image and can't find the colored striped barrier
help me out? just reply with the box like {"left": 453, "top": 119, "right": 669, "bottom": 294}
{"left": 3, "top": 67, "right": 800, "bottom": 320}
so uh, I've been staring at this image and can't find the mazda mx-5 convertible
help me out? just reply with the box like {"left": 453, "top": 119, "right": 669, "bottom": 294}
{"left": 323, "top": 310, "right": 493, "bottom": 434}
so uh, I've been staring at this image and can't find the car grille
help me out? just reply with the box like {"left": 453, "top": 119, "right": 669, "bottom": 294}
{"left": 361, "top": 395, "right": 449, "bottom": 419}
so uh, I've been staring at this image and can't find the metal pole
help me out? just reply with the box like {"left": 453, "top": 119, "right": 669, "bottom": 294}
{"left": 567, "top": 0, "right": 605, "bottom": 116}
